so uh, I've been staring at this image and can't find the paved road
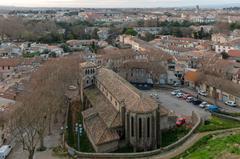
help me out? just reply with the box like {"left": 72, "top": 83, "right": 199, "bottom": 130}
{"left": 181, "top": 88, "right": 240, "bottom": 113}
{"left": 143, "top": 89, "right": 211, "bottom": 121}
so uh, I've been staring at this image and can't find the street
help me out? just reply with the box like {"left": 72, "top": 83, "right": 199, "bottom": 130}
{"left": 181, "top": 88, "right": 240, "bottom": 113}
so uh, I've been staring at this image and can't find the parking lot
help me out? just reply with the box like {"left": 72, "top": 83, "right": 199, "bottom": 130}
{"left": 143, "top": 89, "right": 211, "bottom": 121}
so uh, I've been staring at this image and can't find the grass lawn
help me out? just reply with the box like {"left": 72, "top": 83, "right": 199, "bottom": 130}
{"left": 197, "top": 116, "right": 240, "bottom": 132}
{"left": 162, "top": 126, "right": 190, "bottom": 147}
{"left": 66, "top": 111, "right": 94, "bottom": 152}
{"left": 175, "top": 133, "right": 240, "bottom": 159}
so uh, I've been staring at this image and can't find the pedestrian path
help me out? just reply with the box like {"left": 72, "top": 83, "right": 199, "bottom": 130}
{"left": 141, "top": 128, "right": 240, "bottom": 159}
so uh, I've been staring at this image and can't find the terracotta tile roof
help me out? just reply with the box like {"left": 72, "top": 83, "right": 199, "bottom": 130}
{"left": 97, "top": 48, "right": 135, "bottom": 60}
{"left": 83, "top": 110, "right": 119, "bottom": 145}
{"left": 96, "top": 68, "right": 158, "bottom": 113}
{"left": 0, "top": 58, "right": 20, "bottom": 67}
{"left": 228, "top": 50, "right": 240, "bottom": 58}
{"left": 199, "top": 74, "right": 240, "bottom": 97}
{"left": 184, "top": 71, "right": 199, "bottom": 82}
{"left": 84, "top": 87, "right": 121, "bottom": 128}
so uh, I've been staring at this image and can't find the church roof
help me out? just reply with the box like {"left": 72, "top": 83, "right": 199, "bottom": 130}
{"left": 79, "top": 62, "right": 96, "bottom": 68}
{"left": 96, "top": 68, "right": 158, "bottom": 113}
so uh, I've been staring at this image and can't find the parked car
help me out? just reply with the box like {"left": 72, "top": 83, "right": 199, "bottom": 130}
{"left": 192, "top": 98, "right": 202, "bottom": 105}
{"left": 186, "top": 96, "right": 194, "bottom": 102}
{"left": 198, "top": 90, "right": 208, "bottom": 97}
{"left": 206, "top": 105, "right": 219, "bottom": 112}
{"left": 173, "top": 83, "right": 180, "bottom": 87}
{"left": 176, "top": 92, "right": 183, "bottom": 98}
{"left": 225, "top": 101, "right": 237, "bottom": 107}
{"left": 0, "top": 145, "right": 12, "bottom": 159}
{"left": 199, "top": 102, "right": 208, "bottom": 108}
{"left": 182, "top": 93, "right": 192, "bottom": 100}
{"left": 171, "top": 90, "right": 181, "bottom": 95}
{"left": 176, "top": 118, "right": 186, "bottom": 126}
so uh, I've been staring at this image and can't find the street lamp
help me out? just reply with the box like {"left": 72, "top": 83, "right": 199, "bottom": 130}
{"left": 60, "top": 125, "right": 68, "bottom": 148}
{"left": 75, "top": 123, "right": 83, "bottom": 151}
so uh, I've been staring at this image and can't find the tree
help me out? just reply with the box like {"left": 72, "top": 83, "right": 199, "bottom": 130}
{"left": 139, "top": 32, "right": 155, "bottom": 42}
{"left": 91, "top": 28, "right": 99, "bottom": 40}
{"left": 60, "top": 43, "right": 71, "bottom": 52}
{"left": 213, "top": 22, "right": 230, "bottom": 35}
{"left": 10, "top": 97, "right": 40, "bottom": 159}
{"left": 9, "top": 55, "right": 82, "bottom": 159}
{"left": 124, "top": 28, "right": 138, "bottom": 36}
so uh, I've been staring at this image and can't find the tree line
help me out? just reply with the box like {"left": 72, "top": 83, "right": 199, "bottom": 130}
{"left": 0, "top": 16, "right": 99, "bottom": 44}
{"left": 9, "top": 55, "right": 81, "bottom": 159}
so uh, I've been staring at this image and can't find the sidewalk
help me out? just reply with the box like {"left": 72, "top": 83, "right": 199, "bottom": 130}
{"left": 8, "top": 115, "right": 66, "bottom": 159}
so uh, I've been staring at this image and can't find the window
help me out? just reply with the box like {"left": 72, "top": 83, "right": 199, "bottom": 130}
{"left": 85, "top": 70, "right": 87, "bottom": 75}
{"left": 86, "top": 80, "right": 89, "bottom": 84}
{"left": 8, "top": 66, "right": 10, "bottom": 70}
{"left": 147, "top": 117, "right": 150, "bottom": 138}
{"left": 131, "top": 117, "right": 134, "bottom": 137}
{"left": 139, "top": 118, "right": 142, "bottom": 138}
{"left": 2, "top": 66, "right": 4, "bottom": 70}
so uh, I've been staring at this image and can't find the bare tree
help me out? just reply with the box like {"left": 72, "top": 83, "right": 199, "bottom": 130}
{"left": 10, "top": 97, "right": 39, "bottom": 159}
{"left": 9, "top": 55, "right": 82, "bottom": 158}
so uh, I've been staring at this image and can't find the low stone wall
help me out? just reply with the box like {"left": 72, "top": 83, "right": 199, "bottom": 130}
{"left": 65, "top": 111, "right": 202, "bottom": 159}
{"left": 212, "top": 112, "right": 240, "bottom": 122}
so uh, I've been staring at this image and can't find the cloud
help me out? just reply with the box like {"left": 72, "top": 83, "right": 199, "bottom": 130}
{"left": 0, "top": 0, "right": 239, "bottom": 8}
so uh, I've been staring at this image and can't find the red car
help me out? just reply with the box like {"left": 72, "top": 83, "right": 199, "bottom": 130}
{"left": 182, "top": 93, "right": 192, "bottom": 100}
{"left": 176, "top": 118, "right": 186, "bottom": 126}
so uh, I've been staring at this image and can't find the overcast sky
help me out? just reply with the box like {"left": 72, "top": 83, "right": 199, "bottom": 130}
{"left": 0, "top": 0, "right": 239, "bottom": 8}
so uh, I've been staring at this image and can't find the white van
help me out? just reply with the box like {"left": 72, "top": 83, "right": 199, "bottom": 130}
{"left": 0, "top": 145, "right": 12, "bottom": 159}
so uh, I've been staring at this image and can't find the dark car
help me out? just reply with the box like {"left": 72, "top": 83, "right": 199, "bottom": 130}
{"left": 192, "top": 98, "right": 202, "bottom": 105}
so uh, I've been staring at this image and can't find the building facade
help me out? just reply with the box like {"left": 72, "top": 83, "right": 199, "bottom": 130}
{"left": 79, "top": 62, "right": 174, "bottom": 153}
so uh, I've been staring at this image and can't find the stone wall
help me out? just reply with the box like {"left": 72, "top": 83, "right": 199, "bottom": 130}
{"left": 64, "top": 111, "right": 202, "bottom": 159}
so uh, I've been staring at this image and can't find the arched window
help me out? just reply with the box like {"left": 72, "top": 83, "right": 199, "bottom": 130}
{"left": 139, "top": 118, "right": 142, "bottom": 138}
{"left": 131, "top": 117, "right": 134, "bottom": 137}
{"left": 85, "top": 70, "right": 87, "bottom": 75}
{"left": 147, "top": 117, "right": 150, "bottom": 138}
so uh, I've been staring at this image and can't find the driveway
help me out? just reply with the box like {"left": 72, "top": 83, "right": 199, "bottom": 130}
{"left": 143, "top": 89, "right": 211, "bottom": 121}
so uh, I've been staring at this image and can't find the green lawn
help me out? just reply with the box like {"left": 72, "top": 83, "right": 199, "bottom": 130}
{"left": 175, "top": 133, "right": 240, "bottom": 159}
{"left": 162, "top": 126, "right": 190, "bottom": 147}
{"left": 197, "top": 116, "right": 240, "bottom": 132}
{"left": 66, "top": 110, "right": 94, "bottom": 152}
